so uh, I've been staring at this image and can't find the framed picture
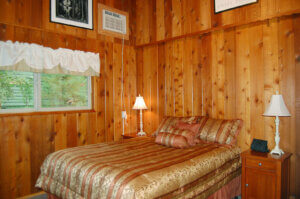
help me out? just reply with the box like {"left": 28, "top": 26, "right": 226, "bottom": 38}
{"left": 214, "top": 0, "right": 258, "bottom": 14}
{"left": 50, "top": 0, "right": 93, "bottom": 30}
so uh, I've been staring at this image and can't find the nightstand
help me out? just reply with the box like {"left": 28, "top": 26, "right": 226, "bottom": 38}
{"left": 122, "top": 133, "right": 145, "bottom": 139}
{"left": 241, "top": 149, "right": 292, "bottom": 199}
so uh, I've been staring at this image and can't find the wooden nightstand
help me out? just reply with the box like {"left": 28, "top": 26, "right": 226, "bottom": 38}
{"left": 241, "top": 149, "right": 292, "bottom": 199}
{"left": 122, "top": 133, "right": 145, "bottom": 139}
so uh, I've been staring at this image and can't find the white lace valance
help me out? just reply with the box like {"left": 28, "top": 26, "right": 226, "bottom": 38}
{"left": 0, "top": 40, "right": 100, "bottom": 76}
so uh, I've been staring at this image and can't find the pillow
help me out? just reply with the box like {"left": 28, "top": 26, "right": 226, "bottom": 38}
{"left": 173, "top": 121, "right": 201, "bottom": 134}
{"left": 155, "top": 132, "right": 190, "bottom": 148}
{"left": 197, "top": 118, "right": 243, "bottom": 146}
{"left": 153, "top": 116, "right": 202, "bottom": 137}
{"left": 169, "top": 128, "right": 198, "bottom": 146}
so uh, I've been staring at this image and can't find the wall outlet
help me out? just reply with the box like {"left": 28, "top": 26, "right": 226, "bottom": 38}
{"left": 122, "top": 111, "right": 127, "bottom": 119}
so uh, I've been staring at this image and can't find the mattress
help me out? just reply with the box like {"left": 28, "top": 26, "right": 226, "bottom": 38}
{"left": 35, "top": 137, "right": 241, "bottom": 199}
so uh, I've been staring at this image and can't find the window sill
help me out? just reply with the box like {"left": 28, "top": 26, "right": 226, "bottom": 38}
{"left": 0, "top": 109, "right": 96, "bottom": 117}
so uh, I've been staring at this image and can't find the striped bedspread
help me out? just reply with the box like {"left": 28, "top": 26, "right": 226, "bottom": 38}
{"left": 35, "top": 137, "right": 241, "bottom": 199}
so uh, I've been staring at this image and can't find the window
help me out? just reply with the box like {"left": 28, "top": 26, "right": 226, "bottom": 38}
{"left": 0, "top": 70, "right": 91, "bottom": 113}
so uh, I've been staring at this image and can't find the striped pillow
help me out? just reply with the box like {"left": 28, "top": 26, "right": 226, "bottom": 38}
{"left": 173, "top": 121, "right": 201, "bottom": 134}
{"left": 153, "top": 116, "right": 202, "bottom": 137}
{"left": 155, "top": 132, "right": 190, "bottom": 148}
{"left": 197, "top": 118, "right": 243, "bottom": 145}
{"left": 169, "top": 128, "right": 198, "bottom": 146}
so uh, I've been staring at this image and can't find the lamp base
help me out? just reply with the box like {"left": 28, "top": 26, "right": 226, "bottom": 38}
{"left": 270, "top": 147, "right": 284, "bottom": 156}
{"left": 137, "top": 131, "right": 146, "bottom": 136}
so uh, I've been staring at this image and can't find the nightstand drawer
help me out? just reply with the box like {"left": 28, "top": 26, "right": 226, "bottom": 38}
{"left": 245, "top": 158, "right": 276, "bottom": 171}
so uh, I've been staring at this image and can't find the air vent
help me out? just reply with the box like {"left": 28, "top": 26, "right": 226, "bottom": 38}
{"left": 102, "top": 9, "right": 126, "bottom": 34}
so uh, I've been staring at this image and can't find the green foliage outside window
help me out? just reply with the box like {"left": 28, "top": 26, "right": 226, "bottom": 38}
{"left": 0, "top": 70, "right": 89, "bottom": 110}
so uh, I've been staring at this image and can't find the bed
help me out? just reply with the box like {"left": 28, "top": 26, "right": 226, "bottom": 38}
{"left": 36, "top": 137, "right": 241, "bottom": 199}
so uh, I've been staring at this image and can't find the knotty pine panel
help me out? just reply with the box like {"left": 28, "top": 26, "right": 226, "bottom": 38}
{"left": 0, "top": 0, "right": 137, "bottom": 198}
{"left": 136, "top": 15, "right": 299, "bottom": 196}
{"left": 135, "top": 0, "right": 300, "bottom": 45}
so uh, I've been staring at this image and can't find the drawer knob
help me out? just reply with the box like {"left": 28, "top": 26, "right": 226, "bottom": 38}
{"left": 246, "top": 184, "right": 249, "bottom": 187}
{"left": 258, "top": 162, "right": 262, "bottom": 166}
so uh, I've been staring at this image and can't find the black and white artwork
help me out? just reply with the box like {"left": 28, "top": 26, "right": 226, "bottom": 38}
{"left": 50, "top": 0, "right": 93, "bottom": 29}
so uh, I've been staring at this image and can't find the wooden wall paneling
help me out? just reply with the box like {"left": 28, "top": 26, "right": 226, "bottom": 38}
{"left": 0, "top": 24, "right": 14, "bottom": 41}
{"left": 15, "top": 0, "right": 41, "bottom": 28}
{"left": 190, "top": 0, "right": 200, "bottom": 33}
{"left": 150, "top": 46, "right": 159, "bottom": 134}
{"left": 142, "top": 46, "right": 158, "bottom": 134}
{"left": 173, "top": 39, "right": 184, "bottom": 116}
{"left": 171, "top": 0, "right": 182, "bottom": 37}
{"left": 223, "top": 28, "right": 236, "bottom": 119}
{"left": 104, "top": 42, "right": 115, "bottom": 142}
{"left": 0, "top": 0, "right": 15, "bottom": 24}
{"left": 277, "top": 17, "right": 296, "bottom": 195}
{"left": 164, "top": 0, "right": 172, "bottom": 40}
{"left": 126, "top": 46, "right": 137, "bottom": 134}
{"left": 0, "top": 117, "right": 17, "bottom": 199}
{"left": 135, "top": 0, "right": 144, "bottom": 45}
{"left": 148, "top": 0, "right": 156, "bottom": 43}
{"left": 235, "top": 25, "right": 251, "bottom": 150}
{"left": 135, "top": 0, "right": 300, "bottom": 46}
{"left": 54, "top": 114, "right": 67, "bottom": 151}
{"left": 123, "top": 45, "right": 130, "bottom": 135}
{"left": 66, "top": 114, "right": 78, "bottom": 147}
{"left": 293, "top": 15, "right": 300, "bottom": 199}
{"left": 200, "top": 34, "right": 212, "bottom": 117}
{"left": 113, "top": 43, "right": 123, "bottom": 141}
{"left": 249, "top": 24, "right": 265, "bottom": 140}
{"left": 95, "top": 41, "right": 106, "bottom": 143}
{"left": 77, "top": 113, "right": 88, "bottom": 146}
{"left": 96, "top": 78, "right": 106, "bottom": 143}
{"left": 157, "top": 44, "right": 166, "bottom": 122}
{"left": 29, "top": 115, "right": 54, "bottom": 193}
{"left": 262, "top": 18, "right": 278, "bottom": 148}
{"left": 182, "top": 0, "right": 191, "bottom": 35}
{"left": 182, "top": 37, "right": 194, "bottom": 116}
{"left": 136, "top": 48, "right": 144, "bottom": 95}
{"left": 156, "top": 0, "right": 165, "bottom": 41}
{"left": 198, "top": 0, "right": 212, "bottom": 31}
{"left": 211, "top": 30, "right": 225, "bottom": 119}
{"left": 192, "top": 36, "right": 202, "bottom": 116}
{"left": 165, "top": 41, "right": 174, "bottom": 116}
{"left": 15, "top": 116, "right": 31, "bottom": 196}
{"left": 14, "top": 26, "right": 43, "bottom": 45}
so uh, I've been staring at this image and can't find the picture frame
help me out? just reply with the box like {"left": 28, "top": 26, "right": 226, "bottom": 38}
{"left": 50, "top": 0, "right": 93, "bottom": 30}
{"left": 214, "top": 0, "right": 258, "bottom": 14}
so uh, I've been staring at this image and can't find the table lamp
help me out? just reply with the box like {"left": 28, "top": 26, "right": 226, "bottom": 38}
{"left": 133, "top": 94, "right": 147, "bottom": 136}
{"left": 263, "top": 91, "right": 291, "bottom": 155}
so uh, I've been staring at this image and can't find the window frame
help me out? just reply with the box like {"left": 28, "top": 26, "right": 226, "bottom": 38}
{"left": 0, "top": 72, "right": 92, "bottom": 114}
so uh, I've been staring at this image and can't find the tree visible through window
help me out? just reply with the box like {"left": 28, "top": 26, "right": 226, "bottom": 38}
{"left": 0, "top": 70, "right": 91, "bottom": 113}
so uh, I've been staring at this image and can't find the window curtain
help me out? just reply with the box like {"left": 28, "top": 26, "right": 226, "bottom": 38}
{"left": 0, "top": 40, "right": 100, "bottom": 76}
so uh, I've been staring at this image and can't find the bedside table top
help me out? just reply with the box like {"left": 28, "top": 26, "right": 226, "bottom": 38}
{"left": 122, "top": 133, "right": 147, "bottom": 139}
{"left": 241, "top": 149, "right": 292, "bottom": 162}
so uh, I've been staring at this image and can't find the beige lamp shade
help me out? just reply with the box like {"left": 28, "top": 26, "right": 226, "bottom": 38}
{"left": 263, "top": 94, "right": 291, "bottom": 117}
{"left": 132, "top": 94, "right": 147, "bottom": 110}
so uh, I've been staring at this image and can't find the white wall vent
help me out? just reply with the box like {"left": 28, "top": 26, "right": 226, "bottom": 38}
{"left": 102, "top": 9, "right": 127, "bottom": 34}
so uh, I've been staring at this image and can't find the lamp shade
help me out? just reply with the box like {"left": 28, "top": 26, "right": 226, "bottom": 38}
{"left": 132, "top": 95, "right": 147, "bottom": 110}
{"left": 263, "top": 94, "right": 291, "bottom": 116}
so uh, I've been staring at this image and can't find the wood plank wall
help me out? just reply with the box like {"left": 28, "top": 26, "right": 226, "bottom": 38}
{"left": 136, "top": 0, "right": 300, "bottom": 196}
{"left": 0, "top": 0, "right": 137, "bottom": 198}
{"left": 136, "top": 0, "right": 300, "bottom": 46}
